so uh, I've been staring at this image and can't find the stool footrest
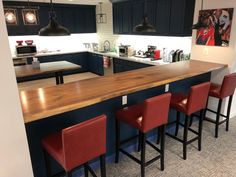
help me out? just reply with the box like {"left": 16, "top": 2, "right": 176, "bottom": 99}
{"left": 145, "top": 155, "right": 161, "bottom": 167}
{"left": 178, "top": 122, "right": 199, "bottom": 135}
{"left": 166, "top": 132, "right": 199, "bottom": 145}
{"left": 119, "top": 149, "right": 140, "bottom": 164}
{"left": 146, "top": 140, "right": 161, "bottom": 153}
{"left": 204, "top": 117, "right": 227, "bottom": 125}
{"left": 186, "top": 137, "right": 199, "bottom": 145}
{"left": 206, "top": 108, "right": 227, "bottom": 118}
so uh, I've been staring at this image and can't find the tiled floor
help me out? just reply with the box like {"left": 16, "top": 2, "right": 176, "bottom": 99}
{"left": 17, "top": 72, "right": 99, "bottom": 91}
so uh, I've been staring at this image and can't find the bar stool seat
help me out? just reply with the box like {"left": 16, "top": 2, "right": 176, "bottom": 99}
{"left": 42, "top": 115, "right": 107, "bottom": 177}
{"left": 209, "top": 83, "right": 222, "bottom": 98}
{"left": 42, "top": 132, "right": 63, "bottom": 166}
{"left": 167, "top": 82, "right": 211, "bottom": 160}
{"left": 115, "top": 93, "right": 171, "bottom": 177}
{"left": 204, "top": 73, "right": 236, "bottom": 138}
{"left": 116, "top": 104, "right": 143, "bottom": 130}
{"left": 170, "top": 93, "right": 188, "bottom": 113}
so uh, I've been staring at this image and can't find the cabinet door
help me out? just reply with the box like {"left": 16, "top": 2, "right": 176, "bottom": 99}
{"left": 122, "top": 1, "right": 132, "bottom": 34}
{"left": 113, "top": 3, "right": 123, "bottom": 34}
{"left": 169, "top": 0, "right": 185, "bottom": 35}
{"left": 183, "top": 0, "right": 195, "bottom": 36}
{"left": 61, "top": 6, "right": 76, "bottom": 33}
{"left": 132, "top": 0, "right": 144, "bottom": 33}
{"left": 84, "top": 6, "right": 97, "bottom": 33}
{"left": 156, "top": 0, "right": 171, "bottom": 35}
{"left": 147, "top": 0, "right": 157, "bottom": 28}
{"left": 88, "top": 53, "right": 104, "bottom": 76}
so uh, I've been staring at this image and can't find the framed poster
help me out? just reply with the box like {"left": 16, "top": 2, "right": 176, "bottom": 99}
{"left": 196, "top": 8, "right": 234, "bottom": 47}
{"left": 4, "top": 8, "right": 18, "bottom": 25}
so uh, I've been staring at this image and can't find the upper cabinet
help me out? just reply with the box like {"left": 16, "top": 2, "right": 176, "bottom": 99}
{"left": 112, "top": 0, "right": 196, "bottom": 36}
{"left": 3, "top": 1, "right": 96, "bottom": 36}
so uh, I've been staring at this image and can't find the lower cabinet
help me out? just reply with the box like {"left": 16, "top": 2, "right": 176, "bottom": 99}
{"left": 113, "top": 58, "right": 152, "bottom": 73}
{"left": 88, "top": 53, "right": 104, "bottom": 76}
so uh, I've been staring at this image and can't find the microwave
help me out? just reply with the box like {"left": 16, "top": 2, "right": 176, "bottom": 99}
{"left": 119, "top": 45, "right": 135, "bottom": 57}
{"left": 16, "top": 45, "right": 37, "bottom": 56}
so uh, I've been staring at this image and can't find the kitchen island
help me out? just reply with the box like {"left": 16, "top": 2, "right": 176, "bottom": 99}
{"left": 21, "top": 60, "right": 226, "bottom": 177}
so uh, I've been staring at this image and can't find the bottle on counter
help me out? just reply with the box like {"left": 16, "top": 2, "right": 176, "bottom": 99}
{"left": 32, "top": 57, "right": 40, "bottom": 69}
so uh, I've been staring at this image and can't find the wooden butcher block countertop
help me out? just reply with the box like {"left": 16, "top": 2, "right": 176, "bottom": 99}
{"left": 20, "top": 60, "right": 226, "bottom": 123}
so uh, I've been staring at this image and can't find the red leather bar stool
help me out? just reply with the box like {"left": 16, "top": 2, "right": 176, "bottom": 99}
{"left": 41, "top": 115, "right": 107, "bottom": 177}
{"left": 115, "top": 93, "right": 171, "bottom": 177}
{"left": 166, "top": 82, "right": 210, "bottom": 160}
{"left": 204, "top": 73, "right": 236, "bottom": 138}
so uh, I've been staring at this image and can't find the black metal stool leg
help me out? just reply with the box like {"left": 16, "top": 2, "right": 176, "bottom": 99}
{"left": 198, "top": 110, "right": 204, "bottom": 151}
{"left": 189, "top": 115, "right": 193, "bottom": 127}
{"left": 156, "top": 127, "right": 161, "bottom": 144}
{"left": 66, "top": 171, "right": 72, "bottom": 177}
{"left": 204, "top": 97, "right": 209, "bottom": 120}
{"left": 84, "top": 163, "right": 89, "bottom": 177}
{"left": 100, "top": 155, "right": 106, "bottom": 177}
{"left": 215, "top": 99, "right": 222, "bottom": 138}
{"left": 183, "top": 115, "right": 190, "bottom": 160}
{"left": 175, "top": 111, "right": 180, "bottom": 136}
{"left": 226, "top": 96, "right": 233, "bottom": 132}
{"left": 160, "top": 125, "right": 166, "bottom": 171}
{"left": 138, "top": 131, "right": 142, "bottom": 152}
{"left": 140, "top": 133, "right": 146, "bottom": 177}
{"left": 43, "top": 149, "right": 51, "bottom": 177}
{"left": 115, "top": 119, "right": 120, "bottom": 163}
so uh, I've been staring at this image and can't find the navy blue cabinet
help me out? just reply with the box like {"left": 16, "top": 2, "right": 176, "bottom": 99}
{"left": 3, "top": 1, "right": 96, "bottom": 36}
{"left": 113, "top": 58, "right": 152, "bottom": 73}
{"left": 112, "top": 0, "right": 195, "bottom": 36}
{"left": 88, "top": 53, "right": 104, "bottom": 76}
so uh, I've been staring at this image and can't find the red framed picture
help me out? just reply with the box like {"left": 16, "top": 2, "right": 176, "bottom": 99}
{"left": 196, "top": 8, "right": 234, "bottom": 47}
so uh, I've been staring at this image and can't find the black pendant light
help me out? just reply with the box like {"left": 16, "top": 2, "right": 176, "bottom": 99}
{"left": 133, "top": 0, "right": 156, "bottom": 32}
{"left": 192, "top": 0, "right": 207, "bottom": 29}
{"left": 38, "top": 0, "right": 70, "bottom": 36}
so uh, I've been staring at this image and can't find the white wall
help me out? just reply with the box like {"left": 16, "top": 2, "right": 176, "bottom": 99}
{"left": 8, "top": 33, "right": 99, "bottom": 56}
{"left": 0, "top": 1, "right": 34, "bottom": 177}
{"left": 191, "top": 0, "right": 236, "bottom": 117}
{"left": 96, "top": 2, "right": 192, "bottom": 54}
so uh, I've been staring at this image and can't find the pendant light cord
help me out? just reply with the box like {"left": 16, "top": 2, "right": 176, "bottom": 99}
{"left": 201, "top": 0, "right": 203, "bottom": 10}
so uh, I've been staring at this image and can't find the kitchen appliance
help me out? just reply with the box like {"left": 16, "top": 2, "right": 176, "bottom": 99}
{"left": 146, "top": 45, "right": 156, "bottom": 58}
{"left": 119, "top": 45, "right": 135, "bottom": 57}
{"left": 16, "top": 40, "right": 37, "bottom": 56}
{"left": 154, "top": 50, "right": 161, "bottom": 60}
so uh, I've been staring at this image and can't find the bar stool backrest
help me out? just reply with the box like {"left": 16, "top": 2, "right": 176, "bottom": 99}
{"left": 142, "top": 93, "right": 171, "bottom": 133}
{"left": 62, "top": 115, "right": 107, "bottom": 171}
{"left": 220, "top": 73, "right": 236, "bottom": 98}
{"left": 187, "top": 82, "right": 211, "bottom": 115}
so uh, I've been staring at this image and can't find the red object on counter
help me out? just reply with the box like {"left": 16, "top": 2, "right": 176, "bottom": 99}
{"left": 103, "top": 56, "right": 111, "bottom": 68}
{"left": 25, "top": 40, "right": 34, "bottom": 45}
{"left": 16, "top": 40, "right": 24, "bottom": 46}
{"left": 154, "top": 50, "right": 161, "bottom": 60}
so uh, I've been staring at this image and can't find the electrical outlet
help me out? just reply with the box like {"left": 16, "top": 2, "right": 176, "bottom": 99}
{"left": 122, "top": 95, "right": 127, "bottom": 105}
{"left": 165, "top": 84, "right": 169, "bottom": 92}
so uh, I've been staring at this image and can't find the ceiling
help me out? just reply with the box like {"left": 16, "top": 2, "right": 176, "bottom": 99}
{"left": 4, "top": 0, "right": 111, "bottom": 5}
